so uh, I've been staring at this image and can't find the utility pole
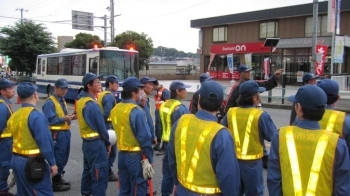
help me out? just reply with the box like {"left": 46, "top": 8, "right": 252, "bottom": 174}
{"left": 104, "top": 15, "right": 107, "bottom": 47}
{"left": 16, "top": 8, "right": 28, "bottom": 23}
{"left": 110, "top": 0, "right": 115, "bottom": 42}
{"left": 311, "top": 0, "right": 318, "bottom": 73}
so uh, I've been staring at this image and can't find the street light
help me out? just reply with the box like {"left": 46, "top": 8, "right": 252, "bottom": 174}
{"left": 264, "top": 38, "right": 280, "bottom": 103}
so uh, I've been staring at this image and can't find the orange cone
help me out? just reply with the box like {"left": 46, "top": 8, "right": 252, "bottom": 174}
{"left": 15, "top": 95, "right": 21, "bottom": 104}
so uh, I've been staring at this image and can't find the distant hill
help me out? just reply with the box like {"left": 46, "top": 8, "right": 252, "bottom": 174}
{"left": 153, "top": 46, "right": 199, "bottom": 58}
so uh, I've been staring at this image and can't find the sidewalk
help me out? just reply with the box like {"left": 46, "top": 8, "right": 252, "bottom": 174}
{"left": 156, "top": 80, "right": 350, "bottom": 114}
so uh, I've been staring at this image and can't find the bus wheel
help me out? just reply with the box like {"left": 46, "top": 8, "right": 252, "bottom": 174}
{"left": 47, "top": 85, "right": 53, "bottom": 97}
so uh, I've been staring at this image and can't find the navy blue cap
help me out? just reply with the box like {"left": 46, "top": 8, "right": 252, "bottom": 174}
{"left": 0, "top": 79, "right": 17, "bottom": 89}
{"left": 317, "top": 79, "right": 339, "bottom": 96}
{"left": 238, "top": 64, "right": 252, "bottom": 73}
{"left": 106, "top": 75, "right": 122, "bottom": 84}
{"left": 17, "top": 82, "right": 38, "bottom": 99}
{"left": 199, "top": 73, "right": 212, "bottom": 83}
{"left": 288, "top": 85, "right": 326, "bottom": 110}
{"left": 140, "top": 76, "right": 156, "bottom": 84}
{"left": 121, "top": 77, "right": 145, "bottom": 90}
{"left": 198, "top": 81, "right": 223, "bottom": 101}
{"left": 55, "top": 78, "right": 69, "bottom": 88}
{"left": 302, "top": 72, "right": 319, "bottom": 83}
{"left": 239, "top": 80, "right": 266, "bottom": 96}
{"left": 82, "top": 73, "right": 103, "bottom": 86}
{"left": 169, "top": 80, "right": 191, "bottom": 91}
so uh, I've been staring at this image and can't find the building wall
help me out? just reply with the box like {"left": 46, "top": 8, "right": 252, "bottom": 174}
{"left": 57, "top": 36, "right": 74, "bottom": 52}
{"left": 200, "top": 11, "right": 350, "bottom": 73}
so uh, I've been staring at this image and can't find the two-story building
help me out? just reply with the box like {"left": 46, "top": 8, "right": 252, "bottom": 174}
{"left": 191, "top": 1, "right": 350, "bottom": 84}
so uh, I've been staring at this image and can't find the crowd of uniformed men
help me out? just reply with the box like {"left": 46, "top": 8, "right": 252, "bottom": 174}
{"left": 1, "top": 63, "right": 350, "bottom": 196}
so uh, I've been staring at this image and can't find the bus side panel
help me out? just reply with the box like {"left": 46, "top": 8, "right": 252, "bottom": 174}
{"left": 66, "top": 88, "right": 80, "bottom": 101}
{"left": 36, "top": 83, "right": 49, "bottom": 95}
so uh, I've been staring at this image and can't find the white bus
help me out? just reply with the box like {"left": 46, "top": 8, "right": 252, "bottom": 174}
{"left": 35, "top": 47, "right": 139, "bottom": 100}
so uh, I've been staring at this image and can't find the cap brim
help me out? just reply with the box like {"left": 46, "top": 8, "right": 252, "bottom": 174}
{"left": 138, "top": 84, "right": 146, "bottom": 87}
{"left": 183, "top": 85, "right": 191, "bottom": 88}
{"left": 33, "top": 85, "right": 38, "bottom": 90}
{"left": 244, "top": 68, "right": 252, "bottom": 72}
{"left": 58, "top": 85, "right": 69, "bottom": 88}
{"left": 258, "top": 87, "right": 266, "bottom": 92}
{"left": 287, "top": 95, "right": 296, "bottom": 102}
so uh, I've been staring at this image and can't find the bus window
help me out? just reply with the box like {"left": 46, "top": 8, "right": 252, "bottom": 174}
{"left": 37, "top": 58, "right": 41, "bottom": 75}
{"left": 89, "top": 58, "right": 98, "bottom": 75}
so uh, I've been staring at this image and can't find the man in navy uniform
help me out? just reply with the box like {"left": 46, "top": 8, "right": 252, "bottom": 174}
{"left": 77, "top": 73, "right": 111, "bottom": 196}
{"left": 189, "top": 72, "right": 212, "bottom": 114}
{"left": 110, "top": 77, "right": 153, "bottom": 195}
{"left": 153, "top": 79, "right": 170, "bottom": 153}
{"left": 168, "top": 81, "right": 241, "bottom": 196}
{"left": 317, "top": 79, "right": 350, "bottom": 151}
{"left": 160, "top": 80, "right": 190, "bottom": 196}
{"left": 289, "top": 72, "right": 319, "bottom": 125}
{"left": 8, "top": 82, "right": 58, "bottom": 195}
{"left": 268, "top": 84, "right": 350, "bottom": 195}
{"left": 42, "top": 78, "right": 74, "bottom": 192}
{"left": 0, "top": 79, "right": 16, "bottom": 196}
{"left": 221, "top": 80, "right": 277, "bottom": 196}
{"left": 97, "top": 75, "right": 122, "bottom": 182}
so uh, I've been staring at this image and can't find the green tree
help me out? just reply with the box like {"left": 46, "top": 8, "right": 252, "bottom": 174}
{"left": 65, "top": 33, "right": 103, "bottom": 49}
{"left": 0, "top": 20, "right": 56, "bottom": 75}
{"left": 111, "top": 31, "right": 154, "bottom": 70}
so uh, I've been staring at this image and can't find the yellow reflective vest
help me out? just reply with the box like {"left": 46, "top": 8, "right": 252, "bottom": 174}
{"left": 279, "top": 126, "right": 337, "bottom": 196}
{"left": 8, "top": 107, "right": 40, "bottom": 155}
{"left": 319, "top": 109, "right": 346, "bottom": 136}
{"left": 111, "top": 102, "right": 141, "bottom": 151}
{"left": 97, "top": 91, "right": 116, "bottom": 122}
{"left": 0, "top": 99, "right": 12, "bottom": 138}
{"left": 227, "top": 107, "right": 263, "bottom": 160}
{"left": 77, "top": 97, "right": 100, "bottom": 138}
{"left": 46, "top": 96, "right": 70, "bottom": 131}
{"left": 175, "top": 114, "right": 223, "bottom": 194}
{"left": 159, "top": 99, "right": 181, "bottom": 142}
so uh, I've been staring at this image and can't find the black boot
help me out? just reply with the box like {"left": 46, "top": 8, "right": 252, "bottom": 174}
{"left": 153, "top": 143, "right": 161, "bottom": 151}
{"left": 52, "top": 175, "right": 71, "bottom": 192}
{"left": 61, "top": 171, "right": 70, "bottom": 185}
{"left": 262, "top": 155, "right": 269, "bottom": 169}
{"left": 108, "top": 168, "right": 118, "bottom": 181}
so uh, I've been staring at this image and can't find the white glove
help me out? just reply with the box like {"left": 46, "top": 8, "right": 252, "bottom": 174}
{"left": 141, "top": 158, "right": 154, "bottom": 180}
{"left": 7, "top": 169, "right": 15, "bottom": 188}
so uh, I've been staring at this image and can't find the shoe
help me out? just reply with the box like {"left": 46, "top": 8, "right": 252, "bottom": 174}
{"left": 52, "top": 182, "right": 70, "bottom": 192}
{"left": 153, "top": 143, "right": 161, "bottom": 151}
{"left": 262, "top": 155, "right": 268, "bottom": 169}
{"left": 156, "top": 149, "right": 165, "bottom": 156}
{"left": 108, "top": 168, "right": 118, "bottom": 181}
{"left": 60, "top": 177, "right": 70, "bottom": 185}
{"left": 0, "top": 191, "right": 16, "bottom": 196}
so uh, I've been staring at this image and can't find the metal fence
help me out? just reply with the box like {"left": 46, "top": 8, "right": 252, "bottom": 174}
{"left": 331, "top": 75, "right": 350, "bottom": 91}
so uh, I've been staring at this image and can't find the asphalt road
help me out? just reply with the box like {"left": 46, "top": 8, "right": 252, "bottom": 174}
{"left": 8, "top": 93, "right": 291, "bottom": 196}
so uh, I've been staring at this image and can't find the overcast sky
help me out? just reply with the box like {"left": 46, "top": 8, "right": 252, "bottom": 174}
{"left": 0, "top": 0, "right": 325, "bottom": 53}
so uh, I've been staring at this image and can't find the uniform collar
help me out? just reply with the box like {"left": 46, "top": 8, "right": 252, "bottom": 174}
{"left": 195, "top": 110, "right": 217, "bottom": 122}
{"left": 53, "top": 94, "right": 64, "bottom": 102}
{"left": 121, "top": 98, "right": 137, "bottom": 104}
{"left": 326, "top": 104, "right": 334, "bottom": 109}
{"left": 21, "top": 103, "right": 35, "bottom": 107}
{"left": 84, "top": 92, "right": 96, "bottom": 100}
{"left": 295, "top": 119, "right": 321, "bottom": 130}
{"left": 0, "top": 95, "right": 11, "bottom": 105}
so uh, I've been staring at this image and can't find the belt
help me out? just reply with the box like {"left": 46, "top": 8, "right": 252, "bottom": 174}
{"left": 13, "top": 153, "right": 42, "bottom": 159}
{"left": 82, "top": 136, "right": 101, "bottom": 141}
{"left": 198, "top": 194, "right": 221, "bottom": 196}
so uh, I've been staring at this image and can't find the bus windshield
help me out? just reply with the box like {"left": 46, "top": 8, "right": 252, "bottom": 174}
{"left": 99, "top": 50, "right": 138, "bottom": 80}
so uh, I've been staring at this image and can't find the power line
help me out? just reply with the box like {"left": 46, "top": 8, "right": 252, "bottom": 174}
{"left": 16, "top": 8, "right": 29, "bottom": 23}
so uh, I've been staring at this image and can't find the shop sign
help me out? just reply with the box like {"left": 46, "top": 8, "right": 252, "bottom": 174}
{"left": 211, "top": 42, "right": 271, "bottom": 54}
{"left": 276, "top": 37, "right": 332, "bottom": 48}
{"left": 209, "top": 71, "right": 240, "bottom": 80}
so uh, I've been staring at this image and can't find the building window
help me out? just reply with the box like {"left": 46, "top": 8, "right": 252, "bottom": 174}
{"left": 259, "top": 21, "right": 278, "bottom": 39}
{"left": 213, "top": 27, "right": 227, "bottom": 42}
{"left": 305, "top": 15, "right": 331, "bottom": 37}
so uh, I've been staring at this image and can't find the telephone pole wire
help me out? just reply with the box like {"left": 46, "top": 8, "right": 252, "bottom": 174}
{"left": 16, "top": 8, "right": 29, "bottom": 23}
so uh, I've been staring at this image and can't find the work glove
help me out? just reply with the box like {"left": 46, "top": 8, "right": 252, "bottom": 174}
{"left": 141, "top": 158, "right": 154, "bottom": 180}
{"left": 7, "top": 169, "right": 15, "bottom": 188}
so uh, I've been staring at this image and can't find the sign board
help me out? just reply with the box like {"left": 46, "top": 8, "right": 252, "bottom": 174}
{"left": 72, "top": 10, "right": 94, "bottom": 31}
{"left": 227, "top": 54, "right": 234, "bottom": 73}
{"left": 276, "top": 37, "right": 332, "bottom": 48}
{"left": 334, "top": 36, "right": 344, "bottom": 63}
{"left": 327, "top": 0, "right": 336, "bottom": 33}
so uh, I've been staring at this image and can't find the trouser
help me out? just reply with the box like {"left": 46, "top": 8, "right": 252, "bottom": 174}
{"left": 109, "top": 144, "right": 117, "bottom": 167}
{"left": 263, "top": 142, "right": 268, "bottom": 156}
{"left": 52, "top": 131, "right": 71, "bottom": 176}
{"left": 11, "top": 155, "right": 53, "bottom": 196}
{"left": 161, "top": 142, "right": 173, "bottom": 196}
{"left": 175, "top": 184, "right": 223, "bottom": 196}
{"left": 0, "top": 139, "right": 12, "bottom": 192}
{"left": 238, "top": 159, "right": 264, "bottom": 196}
{"left": 155, "top": 110, "right": 162, "bottom": 142}
{"left": 118, "top": 151, "right": 147, "bottom": 196}
{"left": 81, "top": 139, "right": 109, "bottom": 196}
